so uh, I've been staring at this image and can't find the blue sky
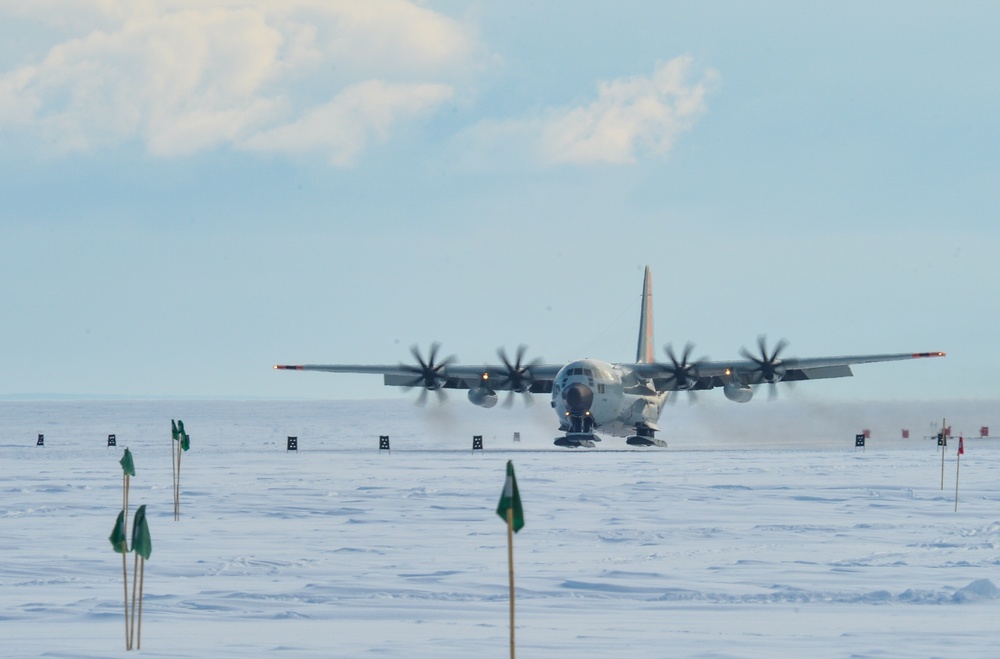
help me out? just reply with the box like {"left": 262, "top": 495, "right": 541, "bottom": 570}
{"left": 1, "top": 1, "right": 996, "bottom": 402}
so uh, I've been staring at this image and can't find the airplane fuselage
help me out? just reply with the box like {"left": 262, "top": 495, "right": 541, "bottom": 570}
{"left": 551, "top": 359, "right": 669, "bottom": 445}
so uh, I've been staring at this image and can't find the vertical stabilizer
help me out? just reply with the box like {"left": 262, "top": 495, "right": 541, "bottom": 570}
{"left": 636, "top": 266, "right": 655, "bottom": 364}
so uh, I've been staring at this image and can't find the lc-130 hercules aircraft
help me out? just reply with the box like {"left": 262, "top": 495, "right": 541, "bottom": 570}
{"left": 275, "top": 267, "right": 945, "bottom": 448}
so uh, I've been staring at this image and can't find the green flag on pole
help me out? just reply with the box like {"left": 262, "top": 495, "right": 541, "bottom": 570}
{"left": 180, "top": 433, "right": 190, "bottom": 452}
{"left": 131, "top": 505, "right": 152, "bottom": 560}
{"left": 176, "top": 420, "right": 185, "bottom": 439}
{"left": 110, "top": 510, "right": 128, "bottom": 553}
{"left": 171, "top": 420, "right": 179, "bottom": 441}
{"left": 119, "top": 448, "right": 136, "bottom": 477}
{"left": 496, "top": 460, "right": 524, "bottom": 532}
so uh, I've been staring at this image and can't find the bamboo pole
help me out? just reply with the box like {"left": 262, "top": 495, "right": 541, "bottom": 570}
{"left": 122, "top": 470, "right": 131, "bottom": 649}
{"left": 129, "top": 552, "right": 139, "bottom": 649}
{"left": 955, "top": 444, "right": 962, "bottom": 512}
{"left": 122, "top": 472, "right": 129, "bottom": 528}
{"left": 175, "top": 445, "right": 183, "bottom": 520}
{"left": 940, "top": 418, "right": 946, "bottom": 490}
{"left": 171, "top": 428, "right": 178, "bottom": 521}
{"left": 507, "top": 506, "right": 515, "bottom": 659}
{"left": 121, "top": 539, "right": 130, "bottom": 650}
{"left": 137, "top": 558, "right": 145, "bottom": 649}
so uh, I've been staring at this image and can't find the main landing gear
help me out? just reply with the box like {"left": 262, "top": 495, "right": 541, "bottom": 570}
{"left": 625, "top": 425, "right": 667, "bottom": 448}
{"left": 554, "top": 412, "right": 599, "bottom": 448}
{"left": 554, "top": 434, "right": 599, "bottom": 449}
{"left": 553, "top": 421, "right": 667, "bottom": 449}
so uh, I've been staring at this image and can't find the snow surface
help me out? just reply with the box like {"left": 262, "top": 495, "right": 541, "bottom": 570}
{"left": 3, "top": 398, "right": 999, "bottom": 658}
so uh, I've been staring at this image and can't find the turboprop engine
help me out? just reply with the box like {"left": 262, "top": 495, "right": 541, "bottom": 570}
{"left": 468, "top": 386, "right": 498, "bottom": 408}
{"left": 723, "top": 381, "right": 753, "bottom": 403}
{"left": 468, "top": 372, "right": 498, "bottom": 408}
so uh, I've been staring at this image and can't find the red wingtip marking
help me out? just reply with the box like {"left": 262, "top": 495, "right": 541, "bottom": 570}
{"left": 912, "top": 352, "right": 946, "bottom": 358}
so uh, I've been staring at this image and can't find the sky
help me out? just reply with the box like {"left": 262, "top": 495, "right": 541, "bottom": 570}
{"left": 1, "top": 1, "right": 997, "bottom": 402}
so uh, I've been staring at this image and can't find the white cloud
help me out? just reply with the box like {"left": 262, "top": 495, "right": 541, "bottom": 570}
{"left": 240, "top": 80, "right": 453, "bottom": 166}
{"left": 0, "top": 0, "right": 475, "bottom": 164}
{"left": 448, "top": 57, "right": 716, "bottom": 170}
{"left": 542, "top": 57, "right": 717, "bottom": 165}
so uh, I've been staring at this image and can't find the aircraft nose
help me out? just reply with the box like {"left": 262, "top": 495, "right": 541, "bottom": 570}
{"left": 563, "top": 382, "right": 594, "bottom": 414}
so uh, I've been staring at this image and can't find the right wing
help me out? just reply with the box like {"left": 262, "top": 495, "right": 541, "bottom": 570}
{"left": 630, "top": 348, "right": 946, "bottom": 391}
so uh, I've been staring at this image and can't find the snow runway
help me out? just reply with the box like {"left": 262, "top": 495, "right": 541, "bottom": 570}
{"left": 2, "top": 400, "right": 998, "bottom": 657}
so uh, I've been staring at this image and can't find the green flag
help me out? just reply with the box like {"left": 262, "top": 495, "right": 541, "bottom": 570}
{"left": 180, "top": 433, "right": 190, "bottom": 452}
{"left": 171, "top": 419, "right": 179, "bottom": 440}
{"left": 131, "top": 505, "right": 152, "bottom": 560}
{"left": 119, "top": 448, "right": 135, "bottom": 477}
{"left": 109, "top": 510, "right": 128, "bottom": 553}
{"left": 176, "top": 420, "right": 185, "bottom": 439}
{"left": 496, "top": 460, "right": 524, "bottom": 532}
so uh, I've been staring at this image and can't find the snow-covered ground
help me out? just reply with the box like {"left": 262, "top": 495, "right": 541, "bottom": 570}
{"left": 2, "top": 398, "right": 998, "bottom": 657}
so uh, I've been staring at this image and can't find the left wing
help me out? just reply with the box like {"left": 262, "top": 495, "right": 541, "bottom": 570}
{"left": 274, "top": 362, "right": 562, "bottom": 392}
{"left": 275, "top": 345, "right": 561, "bottom": 393}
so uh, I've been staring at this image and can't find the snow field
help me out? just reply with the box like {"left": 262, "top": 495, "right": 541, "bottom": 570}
{"left": 2, "top": 399, "right": 998, "bottom": 657}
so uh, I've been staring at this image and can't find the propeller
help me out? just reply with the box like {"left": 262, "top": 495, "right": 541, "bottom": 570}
{"left": 401, "top": 343, "right": 456, "bottom": 405}
{"left": 496, "top": 345, "right": 541, "bottom": 407}
{"left": 662, "top": 342, "right": 703, "bottom": 403}
{"left": 739, "top": 335, "right": 789, "bottom": 400}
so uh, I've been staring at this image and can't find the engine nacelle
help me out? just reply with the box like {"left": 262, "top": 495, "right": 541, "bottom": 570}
{"left": 758, "top": 367, "right": 786, "bottom": 384}
{"left": 468, "top": 387, "right": 498, "bottom": 408}
{"left": 723, "top": 381, "right": 753, "bottom": 403}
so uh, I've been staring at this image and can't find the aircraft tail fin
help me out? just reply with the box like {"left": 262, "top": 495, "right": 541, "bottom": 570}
{"left": 636, "top": 266, "right": 655, "bottom": 364}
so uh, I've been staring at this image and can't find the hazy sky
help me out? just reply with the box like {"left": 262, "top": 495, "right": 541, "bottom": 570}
{"left": 2, "top": 1, "right": 996, "bottom": 402}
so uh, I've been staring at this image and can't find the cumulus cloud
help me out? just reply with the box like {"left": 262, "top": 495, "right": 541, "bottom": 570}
{"left": 542, "top": 57, "right": 716, "bottom": 165}
{"left": 0, "top": 0, "right": 474, "bottom": 164}
{"left": 1, "top": 3, "right": 714, "bottom": 169}
{"left": 241, "top": 80, "right": 453, "bottom": 166}
{"left": 455, "top": 56, "right": 716, "bottom": 168}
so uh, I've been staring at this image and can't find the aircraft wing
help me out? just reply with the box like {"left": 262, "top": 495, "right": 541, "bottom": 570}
{"left": 274, "top": 362, "right": 564, "bottom": 393}
{"left": 632, "top": 351, "right": 946, "bottom": 391}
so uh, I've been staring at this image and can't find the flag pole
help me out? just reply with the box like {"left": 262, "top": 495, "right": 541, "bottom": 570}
{"left": 129, "top": 552, "right": 139, "bottom": 650}
{"left": 110, "top": 510, "right": 132, "bottom": 650}
{"left": 122, "top": 471, "right": 128, "bottom": 529}
{"left": 939, "top": 418, "right": 946, "bottom": 490}
{"left": 171, "top": 422, "right": 178, "bottom": 521}
{"left": 955, "top": 436, "right": 963, "bottom": 512}
{"left": 122, "top": 462, "right": 130, "bottom": 630}
{"left": 496, "top": 460, "right": 523, "bottom": 659}
{"left": 176, "top": 444, "right": 183, "bottom": 520}
{"left": 137, "top": 557, "right": 145, "bottom": 649}
{"left": 507, "top": 506, "right": 515, "bottom": 659}
{"left": 130, "top": 504, "right": 151, "bottom": 650}
{"left": 121, "top": 537, "right": 130, "bottom": 650}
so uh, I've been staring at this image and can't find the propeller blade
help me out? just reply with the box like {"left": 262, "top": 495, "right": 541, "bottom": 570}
{"left": 402, "top": 343, "right": 456, "bottom": 404}
{"left": 740, "top": 335, "right": 790, "bottom": 390}
{"left": 496, "top": 345, "right": 539, "bottom": 404}
{"left": 411, "top": 344, "right": 429, "bottom": 370}
{"left": 662, "top": 342, "right": 701, "bottom": 391}
{"left": 769, "top": 338, "right": 789, "bottom": 363}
